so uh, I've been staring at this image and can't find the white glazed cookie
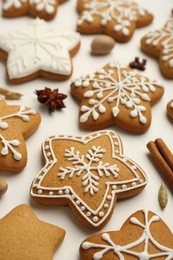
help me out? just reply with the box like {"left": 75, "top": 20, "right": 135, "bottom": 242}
{"left": 2, "top": 0, "right": 65, "bottom": 20}
{"left": 30, "top": 130, "right": 147, "bottom": 229}
{"left": 77, "top": 0, "right": 153, "bottom": 42}
{"left": 80, "top": 209, "right": 173, "bottom": 259}
{"left": 141, "top": 19, "right": 173, "bottom": 78}
{"left": 71, "top": 60, "right": 164, "bottom": 134}
{"left": 0, "top": 18, "right": 80, "bottom": 84}
{"left": 0, "top": 98, "right": 41, "bottom": 173}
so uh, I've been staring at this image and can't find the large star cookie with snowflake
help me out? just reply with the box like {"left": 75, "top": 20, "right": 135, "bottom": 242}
{"left": 80, "top": 209, "right": 173, "bottom": 259}
{"left": 71, "top": 60, "right": 164, "bottom": 134}
{"left": 2, "top": 0, "right": 65, "bottom": 20}
{"left": 0, "top": 18, "right": 80, "bottom": 84}
{"left": 77, "top": 0, "right": 153, "bottom": 42}
{"left": 141, "top": 19, "right": 173, "bottom": 78}
{"left": 0, "top": 98, "right": 41, "bottom": 173}
{"left": 30, "top": 130, "right": 147, "bottom": 229}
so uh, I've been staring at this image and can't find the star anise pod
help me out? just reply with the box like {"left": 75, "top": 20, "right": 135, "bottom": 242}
{"left": 35, "top": 87, "right": 67, "bottom": 112}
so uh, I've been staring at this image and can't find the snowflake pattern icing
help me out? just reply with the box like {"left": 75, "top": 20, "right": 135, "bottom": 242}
{"left": 82, "top": 209, "right": 173, "bottom": 260}
{"left": 58, "top": 145, "right": 119, "bottom": 196}
{"left": 77, "top": 0, "right": 148, "bottom": 36}
{"left": 73, "top": 60, "right": 163, "bottom": 125}
{"left": 0, "top": 18, "right": 80, "bottom": 80}
{"left": 144, "top": 19, "right": 173, "bottom": 68}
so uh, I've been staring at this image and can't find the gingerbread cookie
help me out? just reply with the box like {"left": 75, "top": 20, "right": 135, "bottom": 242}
{"left": 0, "top": 18, "right": 80, "bottom": 84}
{"left": 80, "top": 209, "right": 173, "bottom": 259}
{"left": 71, "top": 60, "right": 164, "bottom": 133}
{"left": 167, "top": 100, "right": 173, "bottom": 120}
{"left": 0, "top": 204, "right": 65, "bottom": 260}
{"left": 0, "top": 98, "right": 41, "bottom": 173}
{"left": 2, "top": 0, "right": 65, "bottom": 20}
{"left": 141, "top": 19, "right": 173, "bottom": 78}
{"left": 31, "top": 130, "right": 147, "bottom": 229}
{"left": 77, "top": 0, "right": 153, "bottom": 42}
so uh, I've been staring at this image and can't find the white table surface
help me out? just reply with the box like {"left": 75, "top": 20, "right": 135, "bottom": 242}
{"left": 0, "top": 0, "right": 173, "bottom": 259}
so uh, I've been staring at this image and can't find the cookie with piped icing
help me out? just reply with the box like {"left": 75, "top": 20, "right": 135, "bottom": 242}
{"left": 71, "top": 60, "right": 164, "bottom": 134}
{"left": 0, "top": 18, "right": 80, "bottom": 84}
{"left": 0, "top": 204, "right": 65, "bottom": 260}
{"left": 30, "top": 130, "right": 147, "bottom": 229}
{"left": 167, "top": 100, "right": 173, "bottom": 120}
{"left": 2, "top": 0, "right": 66, "bottom": 20}
{"left": 0, "top": 98, "right": 41, "bottom": 173}
{"left": 80, "top": 209, "right": 173, "bottom": 259}
{"left": 77, "top": 0, "right": 153, "bottom": 42}
{"left": 141, "top": 19, "right": 173, "bottom": 78}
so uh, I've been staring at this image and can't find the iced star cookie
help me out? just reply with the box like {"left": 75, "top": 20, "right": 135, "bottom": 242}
{"left": 71, "top": 60, "right": 164, "bottom": 134}
{"left": 0, "top": 18, "right": 80, "bottom": 84}
{"left": 167, "top": 100, "right": 173, "bottom": 120}
{"left": 0, "top": 98, "right": 41, "bottom": 173}
{"left": 0, "top": 204, "right": 65, "bottom": 260}
{"left": 141, "top": 19, "right": 173, "bottom": 78}
{"left": 80, "top": 209, "right": 173, "bottom": 259}
{"left": 2, "top": 0, "right": 65, "bottom": 20}
{"left": 77, "top": 0, "right": 153, "bottom": 42}
{"left": 30, "top": 130, "right": 147, "bottom": 229}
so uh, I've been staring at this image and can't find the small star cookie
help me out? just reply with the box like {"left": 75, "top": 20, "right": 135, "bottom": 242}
{"left": 71, "top": 60, "right": 164, "bottom": 134}
{"left": 30, "top": 130, "right": 147, "bottom": 229}
{"left": 0, "top": 98, "right": 41, "bottom": 173}
{"left": 0, "top": 204, "right": 65, "bottom": 260}
{"left": 77, "top": 0, "right": 153, "bottom": 42}
{"left": 80, "top": 210, "right": 173, "bottom": 259}
{"left": 141, "top": 19, "right": 173, "bottom": 78}
{"left": 0, "top": 18, "right": 80, "bottom": 84}
{"left": 2, "top": 0, "right": 65, "bottom": 20}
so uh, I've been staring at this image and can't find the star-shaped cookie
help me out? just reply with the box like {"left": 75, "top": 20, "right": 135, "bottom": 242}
{"left": 2, "top": 0, "right": 65, "bottom": 20}
{"left": 0, "top": 98, "right": 41, "bottom": 173}
{"left": 0, "top": 18, "right": 80, "bottom": 84}
{"left": 71, "top": 60, "right": 164, "bottom": 134}
{"left": 80, "top": 209, "right": 173, "bottom": 259}
{"left": 30, "top": 130, "right": 147, "bottom": 229}
{"left": 77, "top": 0, "right": 153, "bottom": 42}
{"left": 141, "top": 19, "right": 173, "bottom": 78}
{"left": 0, "top": 204, "right": 65, "bottom": 260}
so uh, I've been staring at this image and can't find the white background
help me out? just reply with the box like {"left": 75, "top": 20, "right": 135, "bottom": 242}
{"left": 0, "top": 0, "right": 173, "bottom": 259}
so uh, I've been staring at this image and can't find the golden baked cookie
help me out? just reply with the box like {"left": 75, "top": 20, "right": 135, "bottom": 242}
{"left": 167, "top": 100, "right": 173, "bottom": 120}
{"left": 71, "top": 60, "right": 164, "bottom": 133}
{"left": 77, "top": 0, "right": 153, "bottom": 42}
{"left": 0, "top": 18, "right": 80, "bottom": 84}
{"left": 0, "top": 98, "right": 41, "bottom": 173}
{"left": 2, "top": 0, "right": 66, "bottom": 20}
{"left": 31, "top": 130, "right": 147, "bottom": 229}
{"left": 141, "top": 19, "right": 173, "bottom": 78}
{"left": 80, "top": 209, "right": 173, "bottom": 259}
{"left": 0, "top": 204, "right": 65, "bottom": 260}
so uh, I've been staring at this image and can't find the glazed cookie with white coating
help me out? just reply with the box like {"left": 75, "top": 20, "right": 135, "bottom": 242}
{"left": 71, "top": 60, "right": 164, "bottom": 134}
{"left": 2, "top": 0, "right": 66, "bottom": 20}
{"left": 0, "top": 98, "right": 41, "bottom": 173}
{"left": 141, "top": 19, "right": 173, "bottom": 78}
{"left": 80, "top": 210, "right": 173, "bottom": 259}
{"left": 31, "top": 130, "right": 147, "bottom": 229}
{"left": 77, "top": 0, "right": 153, "bottom": 42}
{"left": 0, "top": 18, "right": 80, "bottom": 84}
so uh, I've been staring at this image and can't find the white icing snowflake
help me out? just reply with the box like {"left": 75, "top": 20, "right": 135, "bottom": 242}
{"left": 58, "top": 146, "right": 119, "bottom": 196}
{"left": 0, "top": 135, "right": 22, "bottom": 160}
{"left": 0, "top": 18, "right": 80, "bottom": 81}
{"left": 73, "top": 60, "right": 163, "bottom": 126}
{"left": 30, "top": 0, "right": 56, "bottom": 14}
{"left": 143, "top": 19, "right": 173, "bottom": 69}
{"left": 77, "top": 0, "right": 148, "bottom": 36}
{"left": 82, "top": 210, "right": 173, "bottom": 259}
{"left": 3, "top": 0, "right": 27, "bottom": 10}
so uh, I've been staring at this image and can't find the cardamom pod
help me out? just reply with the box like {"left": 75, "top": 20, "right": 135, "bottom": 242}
{"left": 158, "top": 183, "right": 168, "bottom": 209}
{"left": 0, "top": 87, "right": 22, "bottom": 100}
